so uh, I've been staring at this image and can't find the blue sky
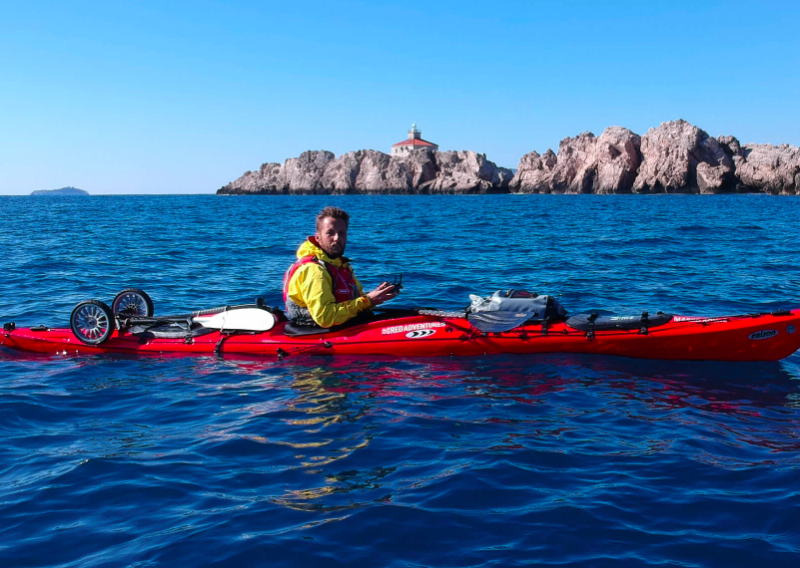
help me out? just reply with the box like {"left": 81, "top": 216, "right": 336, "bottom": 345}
{"left": 1, "top": 0, "right": 798, "bottom": 194}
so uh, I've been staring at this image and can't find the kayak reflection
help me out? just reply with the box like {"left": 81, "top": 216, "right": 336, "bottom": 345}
{"left": 204, "top": 354, "right": 800, "bottom": 512}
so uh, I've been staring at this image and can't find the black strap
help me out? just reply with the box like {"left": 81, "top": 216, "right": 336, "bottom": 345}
{"left": 586, "top": 312, "right": 598, "bottom": 340}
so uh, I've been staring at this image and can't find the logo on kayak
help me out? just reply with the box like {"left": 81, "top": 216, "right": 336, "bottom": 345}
{"left": 748, "top": 329, "right": 778, "bottom": 341}
{"left": 787, "top": 325, "right": 796, "bottom": 334}
{"left": 406, "top": 329, "right": 436, "bottom": 339}
{"left": 673, "top": 316, "right": 729, "bottom": 324}
{"left": 382, "top": 322, "right": 445, "bottom": 335}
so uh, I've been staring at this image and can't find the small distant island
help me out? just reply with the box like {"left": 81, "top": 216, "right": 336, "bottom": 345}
{"left": 31, "top": 186, "right": 89, "bottom": 196}
{"left": 218, "top": 120, "right": 800, "bottom": 195}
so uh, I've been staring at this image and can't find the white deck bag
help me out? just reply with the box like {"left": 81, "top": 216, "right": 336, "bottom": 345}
{"left": 194, "top": 308, "right": 276, "bottom": 332}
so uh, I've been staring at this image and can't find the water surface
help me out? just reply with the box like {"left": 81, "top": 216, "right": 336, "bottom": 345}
{"left": 1, "top": 194, "right": 799, "bottom": 566}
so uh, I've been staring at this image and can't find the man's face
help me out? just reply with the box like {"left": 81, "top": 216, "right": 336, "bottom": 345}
{"left": 315, "top": 216, "right": 348, "bottom": 259}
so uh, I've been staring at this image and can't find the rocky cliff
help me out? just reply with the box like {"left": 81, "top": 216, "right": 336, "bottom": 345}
{"left": 219, "top": 120, "right": 800, "bottom": 195}
{"left": 510, "top": 127, "right": 642, "bottom": 194}
{"left": 219, "top": 149, "right": 512, "bottom": 195}
{"left": 510, "top": 120, "right": 799, "bottom": 195}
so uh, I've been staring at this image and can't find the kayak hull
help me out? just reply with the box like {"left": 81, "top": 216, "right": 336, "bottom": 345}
{"left": 4, "top": 310, "right": 800, "bottom": 362}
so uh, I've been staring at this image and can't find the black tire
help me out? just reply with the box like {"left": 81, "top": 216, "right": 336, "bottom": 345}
{"left": 71, "top": 300, "right": 116, "bottom": 345}
{"left": 112, "top": 288, "right": 154, "bottom": 317}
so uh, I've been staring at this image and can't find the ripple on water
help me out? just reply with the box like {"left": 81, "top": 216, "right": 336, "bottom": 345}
{"left": 2, "top": 195, "right": 800, "bottom": 566}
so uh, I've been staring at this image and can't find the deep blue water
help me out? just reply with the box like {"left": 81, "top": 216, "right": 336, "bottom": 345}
{"left": 1, "top": 194, "right": 800, "bottom": 567}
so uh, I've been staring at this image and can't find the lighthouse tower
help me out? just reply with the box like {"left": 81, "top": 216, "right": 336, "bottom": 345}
{"left": 391, "top": 123, "right": 439, "bottom": 156}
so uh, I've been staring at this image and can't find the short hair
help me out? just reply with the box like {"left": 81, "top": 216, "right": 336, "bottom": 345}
{"left": 316, "top": 206, "right": 350, "bottom": 230}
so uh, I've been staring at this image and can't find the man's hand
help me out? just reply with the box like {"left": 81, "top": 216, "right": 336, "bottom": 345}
{"left": 367, "top": 282, "right": 400, "bottom": 307}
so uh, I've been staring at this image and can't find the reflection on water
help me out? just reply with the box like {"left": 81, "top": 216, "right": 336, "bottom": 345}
{"left": 136, "top": 353, "right": 799, "bottom": 517}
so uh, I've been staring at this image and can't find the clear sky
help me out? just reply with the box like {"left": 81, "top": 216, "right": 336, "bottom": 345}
{"left": 1, "top": 0, "right": 798, "bottom": 195}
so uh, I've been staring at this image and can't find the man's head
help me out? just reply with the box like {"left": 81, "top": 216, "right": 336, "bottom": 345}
{"left": 315, "top": 206, "right": 349, "bottom": 259}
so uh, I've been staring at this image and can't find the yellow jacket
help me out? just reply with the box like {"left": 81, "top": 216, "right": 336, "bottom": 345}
{"left": 285, "top": 238, "right": 372, "bottom": 328}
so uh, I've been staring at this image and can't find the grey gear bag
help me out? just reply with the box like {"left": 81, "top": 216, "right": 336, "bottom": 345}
{"left": 466, "top": 290, "right": 567, "bottom": 333}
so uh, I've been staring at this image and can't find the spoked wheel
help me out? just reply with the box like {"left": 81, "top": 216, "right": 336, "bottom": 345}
{"left": 71, "top": 300, "right": 116, "bottom": 345}
{"left": 112, "top": 288, "right": 154, "bottom": 317}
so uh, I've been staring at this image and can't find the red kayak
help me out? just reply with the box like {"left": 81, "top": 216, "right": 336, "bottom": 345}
{"left": 4, "top": 308, "right": 800, "bottom": 362}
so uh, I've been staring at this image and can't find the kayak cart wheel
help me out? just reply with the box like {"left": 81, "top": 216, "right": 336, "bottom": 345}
{"left": 70, "top": 300, "right": 116, "bottom": 345}
{"left": 112, "top": 288, "right": 154, "bottom": 317}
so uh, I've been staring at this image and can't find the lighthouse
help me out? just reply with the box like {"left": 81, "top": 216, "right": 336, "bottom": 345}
{"left": 391, "top": 123, "right": 439, "bottom": 156}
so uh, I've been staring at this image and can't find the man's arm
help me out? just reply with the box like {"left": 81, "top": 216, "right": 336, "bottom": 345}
{"left": 290, "top": 264, "right": 372, "bottom": 328}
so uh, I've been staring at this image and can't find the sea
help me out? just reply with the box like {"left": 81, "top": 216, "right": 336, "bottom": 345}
{"left": 1, "top": 194, "right": 800, "bottom": 567}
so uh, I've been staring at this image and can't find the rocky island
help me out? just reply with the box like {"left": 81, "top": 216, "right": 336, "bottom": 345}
{"left": 220, "top": 149, "right": 513, "bottom": 195}
{"left": 31, "top": 186, "right": 89, "bottom": 196}
{"left": 218, "top": 120, "right": 800, "bottom": 195}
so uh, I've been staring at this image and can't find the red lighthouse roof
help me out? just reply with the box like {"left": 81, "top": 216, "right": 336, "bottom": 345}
{"left": 391, "top": 138, "right": 437, "bottom": 148}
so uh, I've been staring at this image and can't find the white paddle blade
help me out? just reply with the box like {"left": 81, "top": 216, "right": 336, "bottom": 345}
{"left": 194, "top": 308, "right": 276, "bottom": 332}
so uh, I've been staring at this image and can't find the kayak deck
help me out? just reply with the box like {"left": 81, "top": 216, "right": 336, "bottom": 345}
{"left": 4, "top": 310, "right": 800, "bottom": 362}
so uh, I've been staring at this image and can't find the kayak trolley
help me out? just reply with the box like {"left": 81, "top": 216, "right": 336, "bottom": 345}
{"left": 68, "top": 287, "right": 280, "bottom": 346}
{"left": 70, "top": 287, "right": 154, "bottom": 345}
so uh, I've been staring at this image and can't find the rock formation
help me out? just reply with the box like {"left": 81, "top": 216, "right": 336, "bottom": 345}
{"left": 219, "top": 121, "right": 799, "bottom": 195}
{"left": 727, "top": 142, "right": 800, "bottom": 194}
{"left": 510, "top": 127, "right": 640, "bottom": 194}
{"left": 507, "top": 150, "right": 556, "bottom": 193}
{"left": 425, "top": 151, "right": 513, "bottom": 193}
{"left": 593, "top": 127, "right": 642, "bottom": 194}
{"left": 632, "top": 120, "right": 735, "bottom": 194}
{"left": 219, "top": 150, "right": 512, "bottom": 194}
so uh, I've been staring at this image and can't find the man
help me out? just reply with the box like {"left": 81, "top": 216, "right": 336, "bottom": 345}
{"left": 283, "top": 206, "right": 399, "bottom": 328}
